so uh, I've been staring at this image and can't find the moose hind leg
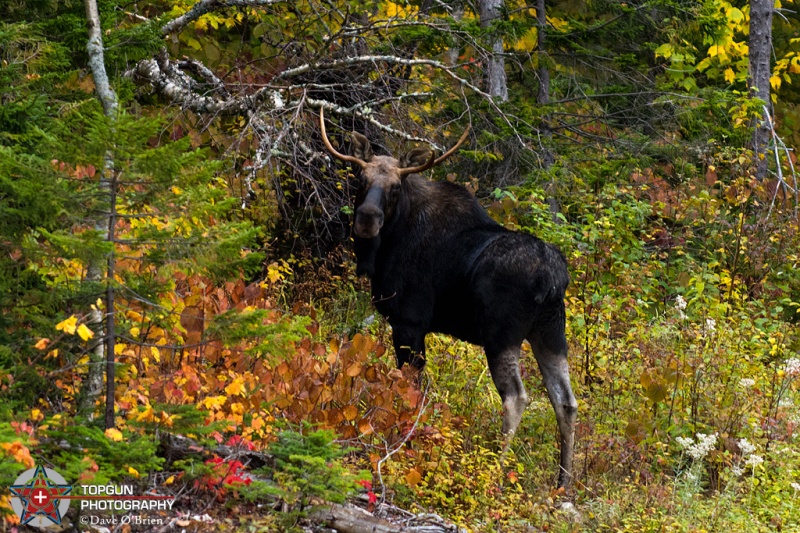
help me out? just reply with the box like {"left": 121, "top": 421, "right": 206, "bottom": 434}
{"left": 486, "top": 346, "right": 529, "bottom": 444}
{"left": 391, "top": 323, "right": 427, "bottom": 371}
{"left": 530, "top": 336, "right": 577, "bottom": 489}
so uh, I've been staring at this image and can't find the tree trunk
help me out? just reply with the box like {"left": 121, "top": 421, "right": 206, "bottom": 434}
{"left": 749, "top": 0, "right": 773, "bottom": 181}
{"left": 479, "top": 0, "right": 507, "bottom": 101}
{"left": 536, "top": 0, "right": 549, "bottom": 107}
{"left": 536, "top": 0, "right": 560, "bottom": 222}
{"left": 83, "top": 0, "right": 118, "bottom": 428}
{"left": 447, "top": 5, "right": 464, "bottom": 67}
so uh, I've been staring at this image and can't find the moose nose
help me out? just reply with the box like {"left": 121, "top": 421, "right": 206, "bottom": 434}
{"left": 354, "top": 206, "right": 384, "bottom": 238}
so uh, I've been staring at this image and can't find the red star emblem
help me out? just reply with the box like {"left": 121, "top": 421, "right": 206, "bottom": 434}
{"left": 9, "top": 465, "right": 72, "bottom": 525}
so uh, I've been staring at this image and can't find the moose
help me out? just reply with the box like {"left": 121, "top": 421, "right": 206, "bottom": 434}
{"left": 319, "top": 109, "right": 577, "bottom": 488}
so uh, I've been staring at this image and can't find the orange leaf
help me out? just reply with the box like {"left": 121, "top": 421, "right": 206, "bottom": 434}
{"left": 343, "top": 405, "right": 359, "bottom": 421}
{"left": 34, "top": 338, "right": 50, "bottom": 350}
{"left": 1, "top": 442, "right": 35, "bottom": 468}
{"left": 345, "top": 362, "right": 363, "bottom": 377}
{"left": 358, "top": 418, "right": 374, "bottom": 436}
{"left": 404, "top": 468, "right": 422, "bottom": 486}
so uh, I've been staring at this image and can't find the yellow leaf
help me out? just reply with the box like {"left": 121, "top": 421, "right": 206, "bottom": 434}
{"left": 128, "top": 466, "right": 140, "bottom": 478}
{"left": 34, "top": 338, "right": 50, "bottom": 350}
{"left": 385, "top": 1, "right": 406, "bottom": 17}
{"left": 105, "top": 428, "right": 124, "bottom": 442}
{"left": 125, "top": 310, "right": 143, "bottom": 321}
{"left": 56, "top": 315, "right": 78, "bottom": 334}
{"left": 267, "top": 262, "right": 283, "bottom": 283}
{"left": 724, "top": 68, "right": 735, "bottom": 84}
{"left": 136, "top": 407, "right": 155, "bottom": 422}
{"left": 514, "top": 28, "right": 538, "bottom": 52}
{"left": 165, "top": 475, "right": 175, "bottom": 485}
{"left": 654, "top": 43, "right": 673, "bottom": 59}
{"left": 77, "top": 323, "right": 94, "bottom": 341}
{"left": 770, "top": 74, "right": 782, "bottom": 90}
{"left": 186, "top": 37, "right": 201, "bottom": 50}
{"left": 726, "top": 7, "right": 744, "bottom": 23}
{"left": 225, "top": 376, "right": 246, "bottom": 397}
{"left": 547, "top": 16, "right": 569, "bottom": 31}
{"left": 31, "top": 408, "right": 43, "bottom": 421}
{"left": 151, "top": 346, "right": 160, "bottom": 363}
{"left": 202, "top": 395, "right": 227, "bottom": 410}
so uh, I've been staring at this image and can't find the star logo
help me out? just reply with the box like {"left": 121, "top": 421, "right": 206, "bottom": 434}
{"left": 9, "top": 465, "right": 72, "bottom": 528}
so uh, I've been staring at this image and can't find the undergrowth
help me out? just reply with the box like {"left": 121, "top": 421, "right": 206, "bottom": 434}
{"left": 3, "top": 156, "right": 800, "bottom": 533}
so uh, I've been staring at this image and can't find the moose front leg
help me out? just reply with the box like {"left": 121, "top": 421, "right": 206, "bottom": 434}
{"left": 391, "top": 323, "right": 427, "bottom": 371}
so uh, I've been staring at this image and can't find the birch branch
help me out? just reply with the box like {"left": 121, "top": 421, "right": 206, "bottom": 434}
{"left": 178, "top": 57, "right": 230, "bottom": 97}
{"left": 161, "top": 0, "right": 284, "bottom": 35}
{"left": 127, "top": 56, "right": 264, "bottom": 114}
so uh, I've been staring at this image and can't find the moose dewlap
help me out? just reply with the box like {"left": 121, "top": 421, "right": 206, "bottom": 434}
{"left": 320, "top": 109, "right": 577, "bottom": 489}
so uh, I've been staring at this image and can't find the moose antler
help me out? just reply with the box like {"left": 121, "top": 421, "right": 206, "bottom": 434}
{"left": 398, "top": 126, "right": 471, "bottom": 176}
{"left": 319, "top": 108, "right": 368, "bottom": 168}
{"left": 319, "top": 107, "right": 470, "bottom": 173}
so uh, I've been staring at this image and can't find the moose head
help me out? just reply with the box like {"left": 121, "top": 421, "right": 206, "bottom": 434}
{"left": 319, "top": 108, "right": 469, "bottom": 239}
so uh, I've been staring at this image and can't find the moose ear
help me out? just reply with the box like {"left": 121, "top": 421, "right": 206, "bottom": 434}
{"left": 350, "top": 132, "right": 374, "bottom": 162}
{"left": 399, "top": 147, "right": 433, "bottom": 169}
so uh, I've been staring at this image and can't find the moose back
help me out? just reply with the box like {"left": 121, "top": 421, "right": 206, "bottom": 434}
{"left": 319, "top": 109, "right": 577, "bottom": 488}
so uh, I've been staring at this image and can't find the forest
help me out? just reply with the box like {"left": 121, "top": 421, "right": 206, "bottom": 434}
{"left": 2, "top": 0, "right": 800, "bottom": 531}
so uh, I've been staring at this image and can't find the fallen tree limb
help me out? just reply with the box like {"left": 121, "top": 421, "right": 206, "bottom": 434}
{"left": 308, "top": 502, "right": 467, "bottom": 533}
{"left": 309, "top": 503, "right": 401, "bottom": 533}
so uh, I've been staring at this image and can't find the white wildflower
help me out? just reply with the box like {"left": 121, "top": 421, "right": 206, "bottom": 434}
{"left": 678, "top": 433, "right": 718, "bottom": 461}
{"left": 674, "top": 295, "right": 688, "bottom": 319}
{"left": 684, "top": 471, "right": 698, "bottom": 482}
{"left": 791, "top": 482, "right": 800, "bottom": 492}
{"left": 785, "top": 358, "right": 800, "bottom": 376}
{"left": 778, "top": 397, "right": 794, "bottom": 408}
{"left": 738, "top": 438, "right": 756, "bottom": 457}
{"left": 738, "top": 378, "right": 756, "bottom": 388}
{"left": 731, "top": 465, "right": 744, "bottom": 477}
{"left": 744, "top": 454, "right": 764, "bottom": 468}
{"left": 705, "top": 318, "right": 716, "bottom": 332}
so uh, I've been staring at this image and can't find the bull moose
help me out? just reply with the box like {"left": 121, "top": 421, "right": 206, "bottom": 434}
{"left": 319, "top": 109, "right": 577, "bottom": 488}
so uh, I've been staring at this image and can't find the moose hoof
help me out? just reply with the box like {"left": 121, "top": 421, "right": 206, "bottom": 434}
{"left": 557, "top": 501, "right": 581, "bottom": 522}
